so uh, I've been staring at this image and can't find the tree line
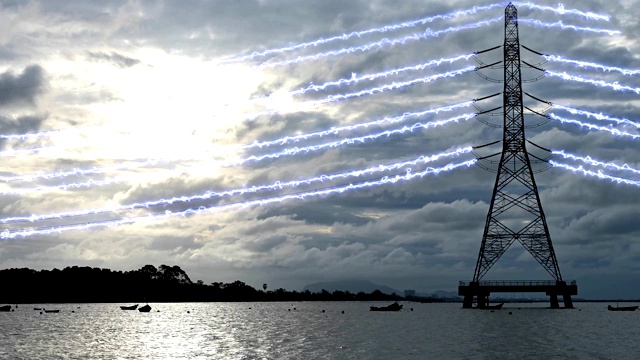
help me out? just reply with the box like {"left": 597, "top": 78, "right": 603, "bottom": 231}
{"left": 0, "top": 265, "right": 402, "bottom": 303}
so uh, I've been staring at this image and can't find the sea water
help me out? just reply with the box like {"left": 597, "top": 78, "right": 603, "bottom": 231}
{"left": 0, "top": 302, "right": 638, "bottom": 359}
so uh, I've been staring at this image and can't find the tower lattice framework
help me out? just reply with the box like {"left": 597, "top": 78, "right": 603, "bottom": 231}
{"left": 472, "top": 3, "right": 562, "bottom": 282}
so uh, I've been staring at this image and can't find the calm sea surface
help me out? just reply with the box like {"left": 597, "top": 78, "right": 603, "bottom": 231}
{"left": 0, "top": 302, "right": 638, "bottom": 359}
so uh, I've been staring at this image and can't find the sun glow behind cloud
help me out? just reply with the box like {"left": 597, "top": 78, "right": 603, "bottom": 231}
{"left": 41, "top": 48, "right": 265, "bottom": 163}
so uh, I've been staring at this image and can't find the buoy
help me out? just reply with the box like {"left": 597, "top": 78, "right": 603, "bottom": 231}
{"left": 322, "top": 310, "right": 325, "bottom": 313}
{"left": 341, "top": 311, "right": 344, "bottom": 314}
{"left": 187, "top": 311, "right": 190, "bottom": 314}
{"left": 288, "top": 309, "right": 291, "bottom": 311}
{"left": 509, "top": 312, "right": 512, "bottom": 315}
{"left": 410, "top": 308, "right": 413, "bottom": 311}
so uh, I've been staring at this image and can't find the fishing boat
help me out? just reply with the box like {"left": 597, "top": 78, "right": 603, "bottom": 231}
{"left": 607, "top": 305, "right": 638, "bottom": 311}
{"left": 138, "top": 304, "right": 152, "bottom": 312}
{"left": 0, "top": 305, "right": 11, "bottom": 312}
{"left": 370, "top": 302, "right": 403, "bottom": 312}
{"left": 120, "top": 304, "right": 138, "bottom": 310}
{"left": 479, "top": 303, "right": 504, "bottom": 310}
{"left": 44, "top": 309, "right": 60, "bottom": 313}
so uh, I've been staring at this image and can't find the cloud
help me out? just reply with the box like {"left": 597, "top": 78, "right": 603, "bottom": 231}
{"left": 85, "top": 51, "right": 142, "bottom": 68}
{"left": 0, "top": 0, "right": 638, "bottom": 299}
{"left": 0, "top": 114, "right": 47, "bottom": 140}
{"left": 0, "top": 65, "right": 45, "bottom": 106}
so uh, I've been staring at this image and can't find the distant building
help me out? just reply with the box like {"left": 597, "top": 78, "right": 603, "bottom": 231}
{"left": 404, "top": 289, "right": 416, "bottom": 298}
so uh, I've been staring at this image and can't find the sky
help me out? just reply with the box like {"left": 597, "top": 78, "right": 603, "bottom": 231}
{"left": 0, "top": 0, "right": 639, "bottom": 299}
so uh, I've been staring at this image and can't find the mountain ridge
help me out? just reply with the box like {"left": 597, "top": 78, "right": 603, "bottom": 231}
{"left": 303, "top": 280, "right": 401, "bottom": 295}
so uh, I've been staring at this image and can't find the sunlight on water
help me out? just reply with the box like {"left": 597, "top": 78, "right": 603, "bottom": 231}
{"left": 0, "top": 302, "right": 639, "bottom": 359}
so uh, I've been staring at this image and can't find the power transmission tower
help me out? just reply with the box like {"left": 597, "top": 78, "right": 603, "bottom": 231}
{"left": 459, "top": 2, "right": 576, "bottom": 309}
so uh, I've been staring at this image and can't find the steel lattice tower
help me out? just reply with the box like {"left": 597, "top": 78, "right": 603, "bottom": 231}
{"left": 472, "top": 3, "right": 562, "bottom": 282}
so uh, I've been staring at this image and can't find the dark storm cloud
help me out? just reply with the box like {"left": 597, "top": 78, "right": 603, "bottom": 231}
{"left": 240, "top": 233, "right": 290, "bottom": 253}
{"left": 0, "top": 114, "right": 46, "bottom": 138}
{"left": 257, "top": 203, "right": 372, "bottom": 226}
{"left": 86, "top": 51, "right": 142, "bottom": 68}
{"left": 0, "top": 65, "right": 45, "bottom": 106}
{"left": 233, "top": 111, "right": 337, "bottom": 145}
{"left": 103, "top": 0, "right": 376, "bottom": 58}
{"left": 107, "top": 174, "right": 229, "bottom": 212}
{"left": 149, "top": 235, "right": 202, "bottom": 252}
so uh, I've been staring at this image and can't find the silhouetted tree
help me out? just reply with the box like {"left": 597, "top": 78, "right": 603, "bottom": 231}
{"left": 158, "top": 265, "right": 192, "bottom": 285}
{"left": 139, "top": 265, "right": 158, "bottom": 280}
{"left": 0, "top": 266, "right": 405, "bottom": 303}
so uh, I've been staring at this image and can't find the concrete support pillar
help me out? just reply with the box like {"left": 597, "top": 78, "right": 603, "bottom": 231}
{"left": 563, "top": 294, "right": 574, "bottom": 309}
{"left": 463, "top": 295, "right": 474, "bottom": 308}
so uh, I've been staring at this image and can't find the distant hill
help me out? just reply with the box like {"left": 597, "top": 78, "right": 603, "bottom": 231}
{"left": 303, "top": 280, "right": 401, "bottom": 295}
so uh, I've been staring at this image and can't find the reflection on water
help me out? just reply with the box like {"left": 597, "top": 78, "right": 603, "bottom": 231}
{"left": 0, "top": 302, "right": 639, "bottom": 359}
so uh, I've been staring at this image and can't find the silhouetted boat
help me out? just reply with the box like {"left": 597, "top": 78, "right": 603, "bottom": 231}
{"left": 120, "top": 304, "right": 138, "bottom": 310}
{"left": 44, "top": 309, "right": 59, "bottom": 313}
{"left": 479, "top": 303, "right": 504, "bottom": 310}
{"left": 0, "top": 305, "right": 11, "bottom": 312}
{"left": 34, "top": 308, "right": 42, "bottom": 311}
{"left": 138, "top": 304, "right": 152, "bottom": 312}
{"left": 608, "top": 305, "right": 638, "bottom": 311}
{"left": 370, "top": 302, "right": 403, "bottom": 312}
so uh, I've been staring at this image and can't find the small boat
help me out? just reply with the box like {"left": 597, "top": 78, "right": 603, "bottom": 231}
{"left": 138, "top": 304, "right": 152, "bottom": 312}
{"left": 34, "top": 308, "right": 42, "bottom": 311}
{"left": 608, "top": 305, "right": 639, "bottom": 311}
{"left": 0, "top": 305, "right": 11, "bottom": 312}
{"left": 44, "top": 309, "right": 60, "bottom": 313}
{"left": 120, "top": 304, "right": 138, "bottom": 310}
{"left": 480, "top": 303, "right": 504, "bottom": 310}
{"left": 370, "top": 302, "right": 403, "bottom": 312}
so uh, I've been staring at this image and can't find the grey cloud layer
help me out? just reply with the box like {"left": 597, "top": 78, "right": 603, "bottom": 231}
{"left": 0, "top": 1, "right": 638, "bottom": 298}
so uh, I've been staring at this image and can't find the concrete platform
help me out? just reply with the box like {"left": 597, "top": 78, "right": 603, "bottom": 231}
{"left": 458, "top": 280, "right": 577, "bottom": 309}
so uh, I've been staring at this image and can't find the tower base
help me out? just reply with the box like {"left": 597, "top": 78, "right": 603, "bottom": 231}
{"left": 459, "top": 280, "right": 577, "bottom": 309}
